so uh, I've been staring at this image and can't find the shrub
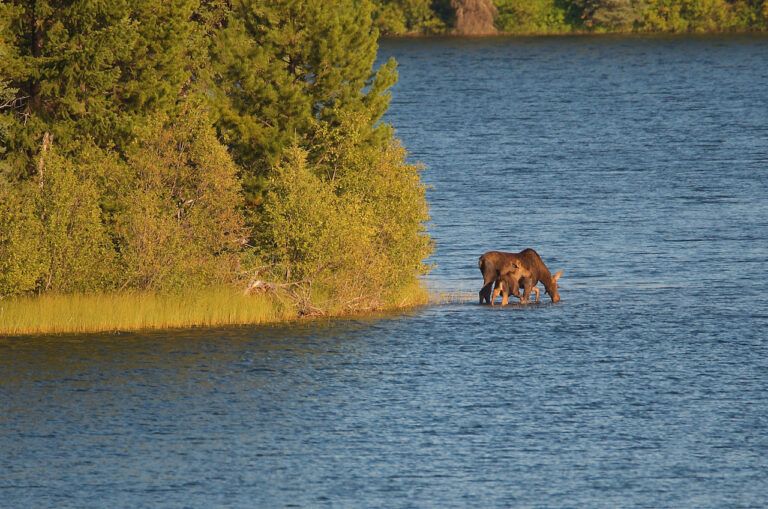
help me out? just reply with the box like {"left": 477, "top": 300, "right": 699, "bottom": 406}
{"left": 259, "top": 146, "right": 378, "bottom": 312}
{"left": 495, "top": 0, "right": 570, "bottom": 33}
{"left": 258, "top": 113, "right": 432, "bottom": 314}
{"left": 36, "top": 149, "right": 118, "bottom": 293}
{"left": 116, "top": 103, "right": 246, "bottom": 291}
{"left": 0, "top": 178, "right": 46, "bottom": 296}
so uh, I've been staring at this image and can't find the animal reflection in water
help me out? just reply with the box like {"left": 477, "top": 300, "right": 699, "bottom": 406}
{"left": 479, "top": 248, "right": 563, "bottom": 306}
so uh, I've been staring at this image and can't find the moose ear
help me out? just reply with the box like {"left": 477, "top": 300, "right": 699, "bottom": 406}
{"left": 553, "top": 270, "right": 563, "bottom": 282}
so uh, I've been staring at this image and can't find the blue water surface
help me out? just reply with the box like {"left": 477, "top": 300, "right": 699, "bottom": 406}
{"left": 1, "top": 35, "right": 767, "bottom": 508}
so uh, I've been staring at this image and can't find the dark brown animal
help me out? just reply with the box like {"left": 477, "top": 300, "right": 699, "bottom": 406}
{"left": 478, "top": 251, "right": 527, "bottom": 305}
{"left": 478, "top": 249, "right": 563, "bottom": 305}
{"left": 516, "top": 248, "right": 563, "bottom": 303}
{"left": 494, "top": 275, "right": 540, "bottom": 305}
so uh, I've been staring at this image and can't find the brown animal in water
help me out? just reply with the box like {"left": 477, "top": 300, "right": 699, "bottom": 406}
{"left": 493, "top": 276, "right": 540, "bottom": 305}
{"left": 516, "top": 248, "right": 563, "bottom": 304}
{"left": 478, "top": 250, "right": 526, "bottom": 305}
{"left": 478, "top": 249, "right": 563, "bottom": 305}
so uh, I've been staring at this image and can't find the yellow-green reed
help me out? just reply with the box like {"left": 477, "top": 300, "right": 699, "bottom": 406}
{"left": 0, "top": 282, "right": 431, "bottom": 336}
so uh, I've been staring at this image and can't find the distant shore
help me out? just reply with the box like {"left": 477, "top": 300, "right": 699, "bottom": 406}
{"left": 381, "top": 29, "right": 768, "bottom": 39}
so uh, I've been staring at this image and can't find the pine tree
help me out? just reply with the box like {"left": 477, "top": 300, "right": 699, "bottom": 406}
{"left": 0, "top": 1, "right": 249, "bottom": 296}
{"left": 210, "top": 0, "right": 398, "bottom": 205}
{"left": 0, "top": 0, "right": 206, "bottom": 179}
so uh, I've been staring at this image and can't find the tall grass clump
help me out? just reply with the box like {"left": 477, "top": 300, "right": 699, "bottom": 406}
{"left": 0, "top": 288, "right": 295, "bottom": 336}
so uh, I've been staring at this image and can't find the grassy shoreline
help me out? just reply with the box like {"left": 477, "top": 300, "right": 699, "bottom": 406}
{"left": 0, "top": 284, "right": 434, "bottom": 336}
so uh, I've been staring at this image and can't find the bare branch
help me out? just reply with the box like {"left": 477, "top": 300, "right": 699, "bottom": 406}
{"left": 0, "top": 95, "right": 29, "bottom": 111}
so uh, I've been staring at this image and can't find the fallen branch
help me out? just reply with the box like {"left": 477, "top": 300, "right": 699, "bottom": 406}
{"left": 243, "top": 278, "right": 310, "bottom": 295}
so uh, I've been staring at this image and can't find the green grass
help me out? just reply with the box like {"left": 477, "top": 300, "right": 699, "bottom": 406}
{"left": 0, "top": 282, "right": 431, "bottom": 336}
{"left": 0, "top": 288, "right": 296, "bottom": 335}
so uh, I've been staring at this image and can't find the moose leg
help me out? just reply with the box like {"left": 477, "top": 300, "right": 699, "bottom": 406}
{"left": 491, "top": 279, "right": 505, "bottom": 307}
{"left": 520, "top": 278, "right": 534, "bottom": 304}
{"left": 479, "top": 281, "right": 494, "bottom": 304}
{"left": 500, "top": 274, "right": 520, "bottom": 306}
{"left": 509, "top": 278, "right": 522, "bottom": 301}
{"left": 501, "top": 283, "right": 510, "bottom": 306}
{"left": 531, "top": 286, "right": 541, "bottom": 303}
{"left": 494, "top": 279, "right": 506, "bottom": 306}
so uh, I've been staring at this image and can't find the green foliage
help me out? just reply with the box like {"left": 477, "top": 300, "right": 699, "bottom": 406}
{"left": 1, "top": 0, "right": 433, "bottom": 317}
{"left": 36, "top": 149, "right": 119, "bottom": 293}
{"left": 0, "top": 178, "right": 46, "bottom": 296}
{"left": 0, "top": 80, "right": 15, "bottom": 161}
{"left": 0, "top": 103, "right": 247, "bottom": 297}
{"left": 375, "top": 3, "right": 410, "bottom": 33}
{"left": 495, "top": 0, "right": 570, "bottom": 33}
{"left": 260, "top": 118, "right": 432, "bottom": 313}
{"left": 374, "top": 0, "right": 447, "bottom": 34}
{"left": 210, "top": 0, "right": 396, "bottom": 205}
{"left": 0, "top": 143, "right": 123, "bottom": 297}
{"left": 117, "top": 103, "right": 245, "bottom": 291}
{"left": 311, "top": 112, "right": 432, "bottom": 291}
{"left": 261, "top": 146, "right": 375, "bottom": 289}
{"left": 366, "top": 0, "right": 768, "bottom": 32}
{"left": 643, "top": 0, "right": 765, "bottom": 31}
{"left": 572, "top": 0, "right": 640, "bottom": 30}
{"left": 0, "top": 0, "right": 206, "bottom": 178}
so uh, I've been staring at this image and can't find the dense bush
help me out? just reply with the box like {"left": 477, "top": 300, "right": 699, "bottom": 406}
{"left": 374, "top": 0, "right": 448, "bottom": 34}
{"left": 259, "top": 115, "right": 432, "bottom": 313}
{"left": 117, "top": 104, "right": 246, "bottom": 291}
{"left": 0, "top": 178, "right": 46, "bottom": 297}
{"left": 36, "top": 149, "right": 119, "bottom": 293}
{"left": 495, "top": 0, "right": 570, "bottom": 33}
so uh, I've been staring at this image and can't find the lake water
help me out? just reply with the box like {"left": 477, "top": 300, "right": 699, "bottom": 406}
{"left": 2, "top": 35, "right": 768, "bottom": 507}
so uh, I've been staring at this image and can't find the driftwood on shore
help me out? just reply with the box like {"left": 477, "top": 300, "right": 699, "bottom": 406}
{"left": 243, "top": 280, "right": 280, "bottom": 295}
{"left": 243, "top": 279, "right": 326, "bottom": 317}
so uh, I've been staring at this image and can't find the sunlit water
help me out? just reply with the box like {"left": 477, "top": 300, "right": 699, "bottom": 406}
{"left": 2, "top": 36, "right": 768, "bottom": 508}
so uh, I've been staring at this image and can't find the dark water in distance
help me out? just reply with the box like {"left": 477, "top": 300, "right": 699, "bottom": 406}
{"left": 2, "top": 36, "right": 768, "bottom": 508}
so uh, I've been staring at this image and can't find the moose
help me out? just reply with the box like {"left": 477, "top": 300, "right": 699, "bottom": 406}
{"left": 478, "top": 248, "right": 562, "bottom": 305}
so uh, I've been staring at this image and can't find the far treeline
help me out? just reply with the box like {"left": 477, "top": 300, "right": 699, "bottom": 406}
{"left": 375, "top": 0, "right": 768, "bottom": 35}
{"left": 0, "top": 0, "right": 432, "bottom": 314}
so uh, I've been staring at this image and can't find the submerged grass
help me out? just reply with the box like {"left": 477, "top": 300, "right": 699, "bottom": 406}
{"left": 428, "top": 290, "right": 475, "bottom": 305}
{"left": 0, "top": 282, "right": 431, "bottom": 336}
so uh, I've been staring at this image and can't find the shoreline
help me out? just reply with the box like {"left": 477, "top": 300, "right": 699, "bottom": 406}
{"left": 0, "top": 284, "right": 441, "bottom": 337}
{"left": 380, "top": 29, "right": 768, "bottom": 40}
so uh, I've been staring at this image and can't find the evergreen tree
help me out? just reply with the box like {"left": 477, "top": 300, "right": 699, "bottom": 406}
{"left": 210, "top": 0, "right": 398, "bottom": 205}
{"left": 0, "top": 1, "right": 249, "bottom": 297}
{"left": 0, "top": 0, "right": 206, "bottom": 179}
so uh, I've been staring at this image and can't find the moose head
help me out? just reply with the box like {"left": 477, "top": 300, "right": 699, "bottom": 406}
{"left": 546, "top": 270, "right": 563, "bottom": 303}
